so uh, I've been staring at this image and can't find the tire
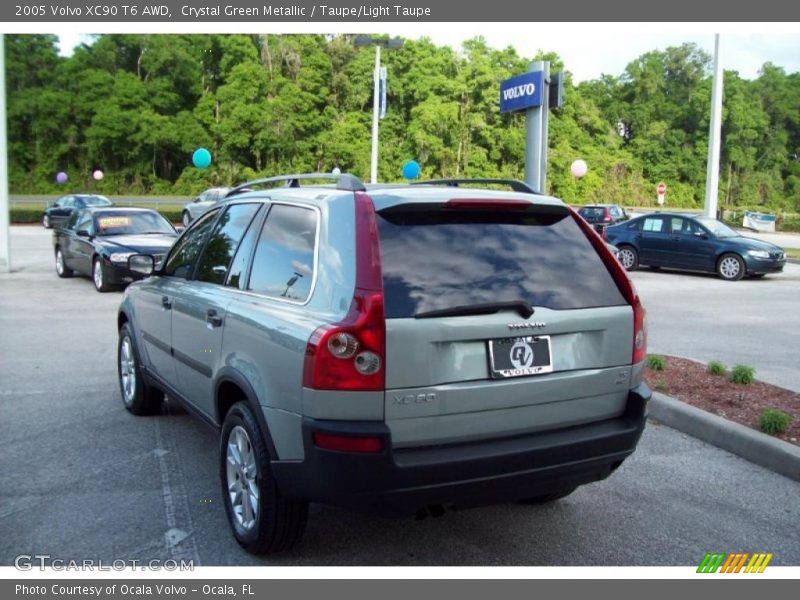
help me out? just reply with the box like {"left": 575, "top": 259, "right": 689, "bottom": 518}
{"left": 220, "top": 402, "right": 308, "bottom": 554}
{"left": 717, "top": 253, "right": 745, "bottom": 281}
{"left": 182, "top": 211, "right": 191, "bottom": 228}
{"left": 42, "top": 214, "right": 51, "bottom": 229}
{"left": 93, "top": 256, "right": 113, "bottom": 292}
{"left": 617, "top": 245, "right": 639, "bottom": 271}
{"left": 117, "top": 323, "right": 164, "bottom": 415}
{"left": 55, "top": 248, "right": 73, "bottom": 278}
{"left": 519, "top": 487, "right": 577, "bottom": 505}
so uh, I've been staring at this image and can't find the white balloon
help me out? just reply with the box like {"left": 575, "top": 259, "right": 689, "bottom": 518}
{"left": 332, "top": 167, "right": 341, "bottom": 176}
{"left": 570, "top": 159, "right": 588, "bottom": 178}
{"left": 93, "top": 170, "right": 104, "bottom": 181}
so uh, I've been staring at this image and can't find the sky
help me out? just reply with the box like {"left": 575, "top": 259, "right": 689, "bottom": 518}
{"left": 55, "top": 28, "right": 800, "bottom": 83}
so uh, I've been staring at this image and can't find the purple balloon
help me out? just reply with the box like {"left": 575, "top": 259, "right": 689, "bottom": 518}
{"left": 56, "top": 172, "right": 68, "bottom": 184}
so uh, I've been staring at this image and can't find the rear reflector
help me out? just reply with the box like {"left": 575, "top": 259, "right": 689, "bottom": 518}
{"left": 569, "top": 207, "right": 647, "bottom": 364}
{"left": 444, "top": 198, "right": 531, "bottom": 210}
{"left": 313, "top": 432, "right": 383, "bottom": 453}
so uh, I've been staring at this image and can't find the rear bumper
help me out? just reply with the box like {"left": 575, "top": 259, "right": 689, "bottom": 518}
{"left": 272, "top": 384, "right": 651, "bottom": 516}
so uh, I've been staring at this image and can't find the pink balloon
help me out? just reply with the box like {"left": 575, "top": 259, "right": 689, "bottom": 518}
{"left": 93, "top": 170, "right": 104, "bottom": 181}
{"left": 570, "top": 159, "right": 588, "bottom": 178}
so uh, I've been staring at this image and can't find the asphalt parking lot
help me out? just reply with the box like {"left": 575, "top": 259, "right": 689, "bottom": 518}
{"left": 1, "top": 226, "right": 799, "bottom": 566}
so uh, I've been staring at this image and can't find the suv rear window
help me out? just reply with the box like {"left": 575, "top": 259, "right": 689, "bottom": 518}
{"left": 579, "top": 207, "right": 605, "bottom": 220}
{"left": 376, "top": 205, "right": 626, "bottom": 318}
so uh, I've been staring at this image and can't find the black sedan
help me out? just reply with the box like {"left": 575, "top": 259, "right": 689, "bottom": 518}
{"left": 53, "top": 207, "right": 178, "bottom": 292}
{"left": 605, "top": 212, "right": 786, "bottom": 281}
{"left": 42, "top": 194, "right": 113, "bottom": 229}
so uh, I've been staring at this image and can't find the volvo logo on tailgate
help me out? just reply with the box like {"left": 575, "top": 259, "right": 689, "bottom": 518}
{"left": 507, "top": 322, "right": 546, "bottom": 330}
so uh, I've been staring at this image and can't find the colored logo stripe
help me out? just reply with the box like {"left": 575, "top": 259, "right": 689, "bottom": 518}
{"left": 697, "top": 552, "right": 773, "bottom": 573}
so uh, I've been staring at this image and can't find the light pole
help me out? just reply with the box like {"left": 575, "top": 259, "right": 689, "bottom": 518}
{"left": 354, "top": 36, "right": 402, "bottom": 184}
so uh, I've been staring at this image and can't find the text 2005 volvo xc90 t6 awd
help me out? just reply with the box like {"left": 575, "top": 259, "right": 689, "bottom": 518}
{"left": 117, "top": 174, "right": 651, "bottom": 554}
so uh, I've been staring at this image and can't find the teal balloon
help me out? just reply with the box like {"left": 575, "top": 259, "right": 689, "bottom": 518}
{"left": 402, "top": 160, "right": 420, "bottom": 180}
{"left": 192, "top": 148, "right": 212, "bottom": 169}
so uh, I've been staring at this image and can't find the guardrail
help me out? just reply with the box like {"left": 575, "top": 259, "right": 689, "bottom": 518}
{"left": 9, "top": 194, "right": 189, "bottom": 208}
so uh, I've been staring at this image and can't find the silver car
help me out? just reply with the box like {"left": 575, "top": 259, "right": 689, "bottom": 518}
{"left": 180, "top": 187, "right": 230, "bottom": 228}
{"left": 117, "top": 174, "right": 651, "bottom": 554}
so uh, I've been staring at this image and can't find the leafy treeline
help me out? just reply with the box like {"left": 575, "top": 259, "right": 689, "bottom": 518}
{"left": 5, "top": 34, "right": 800, "bottom": 210}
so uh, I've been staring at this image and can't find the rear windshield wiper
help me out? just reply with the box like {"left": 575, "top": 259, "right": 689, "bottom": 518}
{"left": 415, "top": 301, "right": 534, "bottom": 320}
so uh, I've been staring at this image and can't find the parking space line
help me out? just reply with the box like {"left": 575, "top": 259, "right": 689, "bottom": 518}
{"left": 153, "top": 415, "right": 202, "bottom": 566}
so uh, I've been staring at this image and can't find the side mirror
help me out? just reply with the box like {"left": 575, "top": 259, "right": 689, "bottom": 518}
{"left": 128, "top": 254, "right": 155, "bottom": 277}
{"left": 694, "top": 231, "right": 709, "bottom": 239}
{"left": 76, "top": 229, "right": 91, "bottom": 238}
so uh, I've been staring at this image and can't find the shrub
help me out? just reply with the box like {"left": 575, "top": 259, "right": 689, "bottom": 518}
{"left": 730, "top": 364, "right": 756, "bottom": 385}
{"left": 707, "top": 361, "right": 726, "bottom": 376}
{"left": 646, "top": 354, "right": 666, "bottom": 371}
{"left": 10, "top": 206, "right": 182, "bottom": 225}
{"left": 10, "top": 207, "right": 46, "bottom": 224}
{"left": 759, "top": 408, "right": 791, "bottom": 435}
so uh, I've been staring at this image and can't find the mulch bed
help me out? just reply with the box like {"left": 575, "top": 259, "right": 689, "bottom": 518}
{"left": 644, "top": 356, "right": 799, "bottom": 447}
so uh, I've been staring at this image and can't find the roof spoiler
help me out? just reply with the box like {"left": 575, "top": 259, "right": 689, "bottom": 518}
{"left": 412, "top": 178, "right": 539, "bottom": 195}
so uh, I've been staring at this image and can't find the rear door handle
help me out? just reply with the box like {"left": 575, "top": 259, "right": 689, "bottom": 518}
{"left": 206, "top": 309, "right": 223, "bottom": 328}
{"left": 161, "top": 296, "right": 172, "bottom": 310}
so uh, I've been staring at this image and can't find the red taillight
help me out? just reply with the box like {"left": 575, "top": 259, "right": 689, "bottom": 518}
{"left": 444, "top": 198, "right": 531, "bottom": 210}
{"left": 303, "top": 193, "right": 386, "bottom": 391}
{"left": 569, "top": 207, "right": 647, "bottom": 364}
{"left": 313, "top": 432, "right": 383, "bottom": 453}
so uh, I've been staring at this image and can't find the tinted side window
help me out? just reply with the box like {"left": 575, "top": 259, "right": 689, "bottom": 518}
{"left": 248, "top": 204, "right": 317, "bottom": 302}
{"left": 76, "top": 212, "right": 93, "bottom": 233}
{"left": 628, "top": 218, "right": 643, "bottom": 230}
{"left": 163, "top": 209, "right": 220, "bottom": 279}
{"left": 226, "top": 210, "right": 264, "bottom": 290}
{"left": 65, "top": 211, "right": 80, "bottom": 229}
{"left": 195, "top": 204, "right": 261, "bottom": 285}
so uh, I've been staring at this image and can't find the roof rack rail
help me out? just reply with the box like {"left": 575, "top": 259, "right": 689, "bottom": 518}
{"left": 412, "top": 178, "right": 539, "bottom": 195}
{"left": 226, "top": 173, "right": 366, "bottom": 197}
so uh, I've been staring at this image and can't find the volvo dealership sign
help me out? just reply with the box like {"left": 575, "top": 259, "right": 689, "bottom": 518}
{"left": 499, "top": 71, "right": 544, "bottom": 113}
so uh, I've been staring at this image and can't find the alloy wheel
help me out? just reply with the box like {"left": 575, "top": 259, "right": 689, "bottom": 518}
{"left": 119, "top": 335, "right": 136, "bottom": 406}
{"left": 93, "top": 260, "right": 103, "bottom": 290}
{"left": 226, "top": 425, "right": 260, "bottom": 531}
{"left": 719, "top": 256, "right": 741, "bottom": 280}
{"left": 619, "top": 248, "right": 636, "bottom": 270}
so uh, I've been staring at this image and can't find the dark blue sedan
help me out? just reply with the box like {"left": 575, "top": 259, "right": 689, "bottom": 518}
{"left": 604, "top": 212, "right": 786, "bottom": 281}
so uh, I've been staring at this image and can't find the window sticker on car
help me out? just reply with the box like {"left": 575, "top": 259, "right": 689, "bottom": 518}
{"left": 643, "top": 218, "right": 663, "bottom": 232}
{"left": 98, "top": 216, "right": 132, "bottom": 229}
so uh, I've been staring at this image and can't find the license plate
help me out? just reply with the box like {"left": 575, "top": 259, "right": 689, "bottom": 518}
{"left": 488, "top": 335, "right": 553, "bottom": 379}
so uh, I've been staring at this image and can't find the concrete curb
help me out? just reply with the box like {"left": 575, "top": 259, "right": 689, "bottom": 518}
{"left": 648, "top": 392, "right": 800, "bottom": 482}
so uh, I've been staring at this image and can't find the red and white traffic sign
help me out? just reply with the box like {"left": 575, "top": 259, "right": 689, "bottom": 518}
{"left": 657, "top": 182, "right": 667, "bottom": 195}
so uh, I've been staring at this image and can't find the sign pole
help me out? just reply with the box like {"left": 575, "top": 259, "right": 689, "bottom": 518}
{"left": 524, "top": 61, "right": 545, "bottom": 193}
{"left": 703, "top": 34, "right": 723, "bottom": 218}
{"left": 538, "top": 62, "right": 550, "bottom": 194}
{"left": 0, "top": 34, "right": 11, "bottom": 272}
{"left": 369, "top": 44, "right": 381, "bottom": 184}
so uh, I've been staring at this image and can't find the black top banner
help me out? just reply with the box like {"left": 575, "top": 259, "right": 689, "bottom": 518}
{"left": 3, "top": 0, "right": 800, "bottom": 22}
